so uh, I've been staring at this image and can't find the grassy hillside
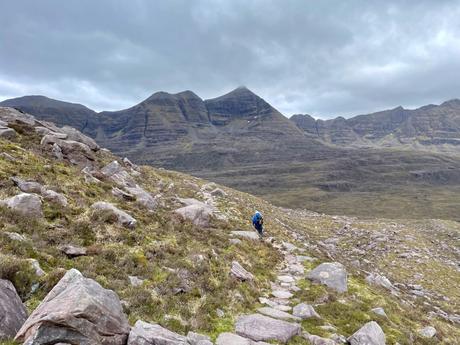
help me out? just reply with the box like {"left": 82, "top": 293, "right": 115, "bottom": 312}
{"left": 0, "top": 119, "right": 459, "bottom": 344}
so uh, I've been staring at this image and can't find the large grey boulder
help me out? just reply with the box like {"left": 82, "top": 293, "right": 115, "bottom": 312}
{"left": 307, "top": 262, "right": 347, "bottom": 293}
{"left": 0, "top": 107, "right": 37, "bottom": 126}
{"left": 0, "top": 279, "right": 28, "bottom": 340}
{"left": 42, "top": 189, "right": 68, "bottom": 207}
{"left": 235, "top": 314, "right": 301, "bottom": 343}
{"left": 101, "top": 161, "right": 136, "bottom": 188}
{"left": 60, "top": 126, "right": 99, "bottom": 151}
{"left": 257, "top": 307, "right": 300, "bottom": 321}
{"left": 125, "top": 185, "right": 159, "bottom": 211}
{"left": 1, "top": 193, "right": 43, "bottom": 218}
{"left": 175, "top": 204, "right": 214, "bottom": 227}
{"left": 15, "top": 269, "right": 130, "bottom": 345}
{"left": 91, "top": 202, "right": 137, "bottom": 228}
{"left": 292, "top": 303, "right": 321, "bottom": 319}
{"left": 11, "top": 177, "right": 44, "bottom": 194}
{"left": 127, "top": 320, "right": 188, "bottom": 344}
{"left": 347, "top": 321, "right": 385, "bottom": 345}
{"left": 231, "top": 261, "right": 254, "bottom": 281}
{"left": 41, "top": 135, "right": 95, "bottom": 165}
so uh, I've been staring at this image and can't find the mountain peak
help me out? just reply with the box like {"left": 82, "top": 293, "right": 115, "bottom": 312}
{"left": 441, "top": 98, "right": 460, "bottom": 107}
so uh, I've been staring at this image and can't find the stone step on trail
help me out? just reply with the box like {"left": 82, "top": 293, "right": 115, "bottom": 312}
{"left": 257, "top": 307, "right": 301, "bottom": 321}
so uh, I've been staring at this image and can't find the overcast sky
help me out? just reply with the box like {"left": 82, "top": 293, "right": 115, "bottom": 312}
{"left": 1, "top": 0, "right": 460, "bottom": 118}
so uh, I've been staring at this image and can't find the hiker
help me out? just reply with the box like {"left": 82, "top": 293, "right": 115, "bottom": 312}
{"left": 252, "top": 211, "right": 264, "bottom": 238}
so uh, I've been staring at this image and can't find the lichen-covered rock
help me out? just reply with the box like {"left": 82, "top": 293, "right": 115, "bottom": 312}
{"left": 1, "top": 193, "right": 43, "bottom": 218}
{"left": 127, "top": 320, "right": 188, "bottom": 344}
{"left": 347, "top": 321, "right": 385, "bottom": 345}
{"left": 307, "top": 262, "right": 347, "bottom": 293}
{"left": 235, "top": 314, "right": 301, "bottom": 343}
{"left": 15, "top": 269, "right": 130, "bottom": 345}
{"left": 292, "top": 303, "right": 321, "bottom": 319}
{"left": 0, "top": 279, "right": 28, "bottom": 340}
{"left": 91, "top": 201, "right": 137, "bottom": 228}
{"left": 231, "top": 261, "right": 254, "bottom": 281}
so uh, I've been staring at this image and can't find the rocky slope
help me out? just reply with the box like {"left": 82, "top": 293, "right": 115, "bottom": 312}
{"left": 291, "top": 99, "right": 460, "bottom": 152}
{"left": 0, "top": 107, "right": 459, "bottom": 344}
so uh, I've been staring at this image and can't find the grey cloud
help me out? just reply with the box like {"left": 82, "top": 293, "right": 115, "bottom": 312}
{"left": 1, "top": 0, "right": 459, "bottom": 118}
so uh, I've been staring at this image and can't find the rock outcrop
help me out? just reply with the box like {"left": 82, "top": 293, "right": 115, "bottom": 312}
{"left": 1, "top": 193, "right": 43, "bottom": 218}
{"left": 15, "top": 269, "right": 130, "bottom": 345}
{"left": 91, "top": 202, "right": 137, "bottom": 228}
{"left": 347, "top": 321, "right": 385, "bottom": 345}
{"left": 0, "top": 279, "right": 28, "bottom": 340}
{"left": 231, "top": 261, "right": 254, "bottom": 281}
{"left": 307, "top": 262, "right": 348, "bottom": 293}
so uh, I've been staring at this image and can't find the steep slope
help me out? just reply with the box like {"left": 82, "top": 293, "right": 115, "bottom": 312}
{"left": 0, "top": 107, "right": 459, "bottom": 344}
{"left": 291, "top": 99, "right": 460, "bottom": 151}
{"left": 0, "top": 95, "right": 97, "bottom": 131}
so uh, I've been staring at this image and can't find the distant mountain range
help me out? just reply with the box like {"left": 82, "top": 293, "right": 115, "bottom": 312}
{"left": 3, "top": 88, "right": 460, "bottom": 219}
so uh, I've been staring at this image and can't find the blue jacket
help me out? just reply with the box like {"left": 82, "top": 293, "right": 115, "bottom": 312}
{"left": 252, "top": 212, "right": 263, "bottom": 230}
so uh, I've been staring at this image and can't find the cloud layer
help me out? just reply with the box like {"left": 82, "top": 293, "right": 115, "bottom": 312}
{"left": 1, "top": 0, "right": 460, "bottom": 118}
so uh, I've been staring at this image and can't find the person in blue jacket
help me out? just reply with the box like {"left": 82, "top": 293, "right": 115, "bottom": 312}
{"left": 252, "top": 211, "right": 264, "bottom": 238}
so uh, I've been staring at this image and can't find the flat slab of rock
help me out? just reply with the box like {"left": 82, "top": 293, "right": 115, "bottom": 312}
{"left": 307, "top": 262, "right": 347, "bottom": 293}
{"left": 2, "top": 193, "right": 43, "bottom": 218}
{"left": 302, "top": 332, "right": 337, "bottom": 345}
{"left": 271, "top": 290, "right": 293, "bottom": 299}
{"left": 293, "top": 303, "right": 321, "bottom": 319}
{"left": 15, "top": 269, "right": 130, "bottom": 345}
{"left": 11, "top": 177, "right": 43, "bottom": 194}
{"left": 216, "top": 332, "right": 270, "bottom": 345}
{"left": 0, "top": 279, "right": 28, "bottom": 340}
{"left": 101, "top": 161, "right": 136, "bottom": 188}
{"left": 231, "top": 261, "right": 254, "bottom": 281}
{"left": 418, "top": 326, "right": 436, "bottom": 338}
{"left": 257, "top": 307, "right": 300, "bottom": 321}
{"left": 371, "top": 307, "right": 387, "bottom": 318}
{"left": 127, "top": 320, "right": 188, "bottom": 344}
{"left": 91, "top": 202, "right": 137, "bottom": 228}
{"left": 348, "top": 321, "right": 385, "bottom": 345}
{"left": 60, "top": 245, "right": 87, "bottom": 258}
{"left": 231, "top": 231, "right": 260, "bottom": 240}
{"left": 187, "top": 331, "right": 213, "bottom": 345}
{"left": 125, "top": 185, "right": 158, "bottom": 210}
{"left": 60, "top": 126, "right": 99, "bottom": 151}
{"left": 365, "top": 273, "right": 396, "bottom": 293}
{"left": 235, "top": 314, "right": 301, "bottom": 343}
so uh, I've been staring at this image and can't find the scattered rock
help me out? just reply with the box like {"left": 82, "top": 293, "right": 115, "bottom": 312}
{"left": 15, "top": 269, "right": 130, "bottom": 345}
{"left": 11, "top": 177, "right": 43, "bottom": 194}
{"left": 60, "top": 126, "right": 99, "bottom": 151}
{"left": 292, "top": 303, "right": 321, "bottom": 319}
{"left": 302, "top": 332, "right": 337, "bottom": 345}
{"left": 125, "top": 185, "right": 159, "bottom": 210}
{"left": 101, "top": 161, "right": 136, "bottom": 188}
{"left": 271, "top": 290, "right": 293, "bottom": 299}
{"left": 418, "top": 326, "right": 436, "bottom": 338}
{"left": 60, "top": 245, "right": 87, "bottom": 258}
{"left": 1, "top": 193, "right": 43, "bottom": 218}
{"left": 187, "top": 331, "right": 213, "bottom": 345}
{"left": 216, "top": 309, "right": 225, "bottom": 318}
{"left": 231, "top": 261, "right": 254, "bottom": 281}
{"left": 235, "top": 314, "right": 301, "bottom": 343}
{"left": 128, "top": 276, "right": 144, "bottom": 287}
{"left": 371, "top": 307, "right": 387, "bottom": 318}
{"left": 42, "top": 189, "right": 68, "bottom": 207}
{"left": 216, "top": 332, "right": 270, "bottom": 345}
{"left": 51, "top": 142, "right": 64, "bottom": 160}
{"left": 41, "top": 135, "right": 95, "bottom": 165}
{"left": 0, "top": 127, "right": 17, "bottom": 139}
{"left": 112, "top": 187, "right": 136, "bottom": 201}
{"left": 0, "top": 279, "right": 28, "bottom": 340}
{"left": 365, "top": 273, "right": 396, "bottom": 293}
{"left": 231, "top": 230, "right": 260, "bottom": 240}
{"left": 347, "top": 321, "right": 385, "bottom": 345}
{"left": 175, "top": 204, "right": 214, "bottom": 227}
{"left": 257, "top": 307, "right": 300, "bottom": 321}
{"left": 27, "top": 259, "right": 45, "bottom": 277}
{"left": 210, "top": 188, "right": 227, "bottom": 197}
{"left": 4, "top": 232, "right": 26, "bottom": 241}
{"left": 0, "top": 152, "right": 16, "bottom": 161}
{"left": 127, "top": 320, "right": 188, "bottom": 345}
{"left": 307, "top": 262, "right": 348, "bottom": 293}
{"left": 91, "top": 202, "right": 137, "bottom": 228}
{"left": 230, "top": 238, "right": 242, "bottom": 245}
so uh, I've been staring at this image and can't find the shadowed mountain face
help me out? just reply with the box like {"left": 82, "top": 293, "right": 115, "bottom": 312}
{"left": 291, "top": 99, "right": 460, "bottom": 150}
{"left": 3, "top": 89, "right": 460, "bottom": 220}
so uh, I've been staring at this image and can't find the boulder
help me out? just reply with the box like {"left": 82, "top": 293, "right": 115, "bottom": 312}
{"left": 187, "top": 331, "right": 213, "bottom": 345}
{"left": 302, "top": 332, "right": 337, "bottom": 345}
{"left": 347, "top": 321, "right": 385, "bottom": 345}
{"left": 4, "top": 231, "right": 26, "bottom": 241}
{"left": 91, "top": 202, "right": 137, "bottom": 228}
{"left": 2, "top": 193, "right": 43, "bottom": 218}
{"left": 127, "top": 320, "right": 188, "bottom": 345}
{"left": 112, "top": 187, "right": 136, "bottom": 201}
{"left": 216, "top": 332, "right": 270, "bottom": 345}
{"left": 11, "top": 177, "right": 44, "bottom": 194}
{"left": 235, "top": 314, "right": 301, "bottom": 343}
{"left": 292, "top": 303, "right": 321, "bottom": 319}
{"left": 125, "top": 185, "right": 159, "bottom": 210}
{"left": 175, "top": 204, "right": 213, "bottom": 227}
{"left": 60, "top": 126, "right": 99, "bottom": 151}
{"left": 0, "top": 279, "right": 28, "bottom": 340}
{"left": 59, "top": 245, "right": 87, "bottom": 258}
{"left": 52, "top": 143, "right": 64, "bottom": 160}
{"left": 230, "top": 231, "right": 260, "bottom": 240}
{"left": 15, "top": 269, "right": 130, "bottom": 345}
{"left": 34, "top": 126, "right": 68, "bottom": 139}
{"left": 271, "top": 290, "right": 293, "bottom": 299}
{"left": 210, "top": 188, "right": 227, "bottom": 197}
{"left": 307, "top": 262, "right": 347, "bottom": 293}
{"left": 0, "top": 107, "right": 37, "bottom": 126}
{"left": 231, "top": 261, "right": 254, "bottom": 281}
{"left": 41, "top": 135, "right": 95, "bottom": 165}
{"left": 257, "top": 307, "right": 300, "bottom": 321}
{"left": 0, "top": 127, "right": 17, "bottom": 139}
{"left": 418, "top": 326, "right": 436, "bottom": 338}
{"left": 101, "top": 161, "right": 136, "bottom": 188}
{"left": 42, "top": 189, "right": 68, "bottom": 207}
{"left": 365, "top": 273, "right": 395, "bottom": 292}
{"left": 371, "top": 307, "right": 387, "bottom": 318}
{"left": 128, "top": 276, "right": 144, "bottom": 287}
{"left": 27, "top": 259, "right": 45, "bottom": 277}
